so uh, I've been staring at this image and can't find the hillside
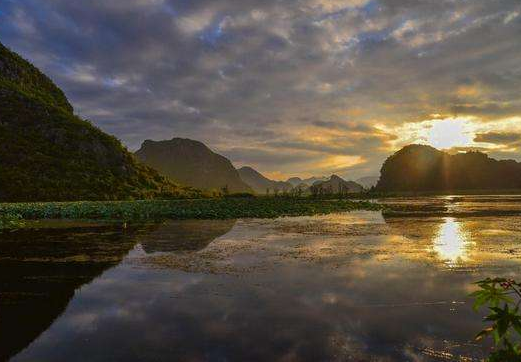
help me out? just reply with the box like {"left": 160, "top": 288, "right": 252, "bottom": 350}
{"left": 238, "top": 166, "right": 293, "bottom": 194}
{"left": 287, "top": 176, "right": 327, "bottom": 187}
{"left": 376, "top": 144, "right": 521, "bottom": 192}
{"left": 135, "top": 138, "right": 252, "bottom": 193}
{"left": 287, "top": 177, "right": 303, "bottom": 187}
{"left": 311, "top": 175, "right": 364, "bottom": 194}
{"left": 356, "top": 176, "right": 379, "bottom": 189}
{"left": 0, "top": 42, "right": 198, "bottom": 201}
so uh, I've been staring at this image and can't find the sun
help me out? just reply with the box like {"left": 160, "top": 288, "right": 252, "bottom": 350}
{"left": 425, "top": 118, "right": 473, "bottom": 149}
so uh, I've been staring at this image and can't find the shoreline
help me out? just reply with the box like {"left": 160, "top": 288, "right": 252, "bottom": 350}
{"left": 0, "top": 197, "right": 382, "bottom": 229}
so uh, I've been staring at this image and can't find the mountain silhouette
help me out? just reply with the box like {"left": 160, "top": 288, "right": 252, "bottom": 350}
{"left": 135, "top": 138, "right": 252, "bottom": 193}
{"left": 287, "top": 176, "right": 328, "bottom": 187}
{"left": 0, "top": 42, "right": 196, "bottom": 201}
{"left": 311, "top": 175, "right": 364, "bottom": 194}
{"left": 237, "top": 166, "right": 292, "bottom": 194}
{"left": 356, "top": 176, "right": 380, "bottom": 189}
{"left": 377, "top": 144, "right": 521, "bottom": 192}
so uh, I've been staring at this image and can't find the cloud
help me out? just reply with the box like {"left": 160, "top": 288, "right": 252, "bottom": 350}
{"left": 474, "top": 132, "right": 521, "bottom": 145}
{"left": 177, "top": 8, "right": 216, "bottom": 35}
{"left": 1, "top": 0, "right": 520, "bottom": 178}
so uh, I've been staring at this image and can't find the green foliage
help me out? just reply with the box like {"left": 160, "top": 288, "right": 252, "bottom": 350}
{"left": 0, "top": 198, "right": 382, "bottom": 223}
{"left": 0, "top": 41, "right": 201, "bottom": 202}
{"left": 0, "top": 212, "right": 25, "bottom": 229}
{"left": 471, "top": 278, "right": 521, "bottom": 361}
{"left": 224, "top": 192, "right": 256, "bottom": 198}
{"left": 0, "top": 88, "right": 201, "bottom": 201}
{"left": 0, "top": 43, "right": 72, "bottom": 112}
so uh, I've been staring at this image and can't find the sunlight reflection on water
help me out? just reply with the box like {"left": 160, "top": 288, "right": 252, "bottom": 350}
{"left": 9, "top": 210, "right": 521, "bottom": 361}
{"left": 432, "top": 217, "right": 473, "bottom": 267}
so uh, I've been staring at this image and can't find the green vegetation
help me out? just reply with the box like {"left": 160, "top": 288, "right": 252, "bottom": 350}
{"left": 0, "top": 42, "right": 72, "bottom": 112}
{"left": 471, "top": 278, "right": 521, "bottom": 361}
{"left": 0, "top": 212, "right": 25, "bottom": 229}
{"left": 0, "top": 197, "right": 382, "bottom": 227}
{"left": 0, "top": 41, "right": 201, "bottom": 202}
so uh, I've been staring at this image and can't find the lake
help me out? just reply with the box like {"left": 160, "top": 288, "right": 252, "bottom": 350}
{"left": 2, "top": 196, "right": 521, "bottom": 361}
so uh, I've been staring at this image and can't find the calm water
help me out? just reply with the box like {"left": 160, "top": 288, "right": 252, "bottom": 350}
{"left": 2, "top": 196, "right": 521, "bottom": 361}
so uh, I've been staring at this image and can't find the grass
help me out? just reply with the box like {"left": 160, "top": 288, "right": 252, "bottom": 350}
{"left": 0, "top": 197, "right": 382, "bottom": 227}
{"left": 0, "top": 212, "right": 25, "bottom": 229}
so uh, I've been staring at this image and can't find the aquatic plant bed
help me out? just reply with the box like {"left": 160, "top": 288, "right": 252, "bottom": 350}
{"left": 0, "top": 197, "right": 382, "bottom": 223}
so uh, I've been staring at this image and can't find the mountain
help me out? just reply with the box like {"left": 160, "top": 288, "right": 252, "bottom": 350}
{"left": 376, "top": 144, "right": 521, "bottom": 192}
{"left": 237, "top": 166, "right": 293, "bottom": 194}
{"left": 287, "top": 177, "right": 303, "bottom": 187}
{"left": 0, "top": 42, "right": 197, "bottom": 202}
{"left": 311, "top": 175, "right": 364, "bottom": 194}
{"left": 303, "top": 176, "right": 328, "bottom": 185}
{"left": 135, "top": 138, "right": 252, "bottom": 193}
{"left": 356, "top": 176, "right": 380, "bottom": 189}
{"left": 287, "top": 176, "right": 328, "bottom": 187}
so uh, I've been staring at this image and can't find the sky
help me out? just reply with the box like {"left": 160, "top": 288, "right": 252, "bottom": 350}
{"left": 1, "top": 0, "right": 521, "bottom": 180}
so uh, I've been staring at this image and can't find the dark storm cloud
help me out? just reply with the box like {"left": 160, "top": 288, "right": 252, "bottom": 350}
{"left": 1, "top": 0, "right": 520, "bottom": 178}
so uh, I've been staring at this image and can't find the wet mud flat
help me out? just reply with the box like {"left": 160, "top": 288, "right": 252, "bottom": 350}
{"left": 4, "top": 198, "right": 521, "bottom": 361}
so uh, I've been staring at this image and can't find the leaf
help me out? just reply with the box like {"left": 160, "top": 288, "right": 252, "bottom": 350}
{"left": 475, "top": 327, "right": 494, "bottom": 341}
{"left": 493, "top": 329, "right": 501, "bottom": 345}
{"left": 512, "top": 320, "right": 521, "bottom": 337}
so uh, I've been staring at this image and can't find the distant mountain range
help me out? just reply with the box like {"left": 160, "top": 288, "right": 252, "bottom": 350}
{"left": 377, "top": 144, "right": 521, "bottom": 192}
{"left": 356, "top": 176, "right": 379, "bottom": 189}
{"left": 0, "top": 42, "right": 197, "bottom": 202}
{"left": 237, "top": 167, "right": 292, "bottom": 194}
{"left": 8, "top": 39, "right": 517, "bottom": 199}
{"left": 311, "top": 175, "right": 364, "bottom": 194}
{"left": 287, "top": 176, "right": 328, "bottom": 187}
{"left": 135, "top": 138, "right": 252, "bottom": 194}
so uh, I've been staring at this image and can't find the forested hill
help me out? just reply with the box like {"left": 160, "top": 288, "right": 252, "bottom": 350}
{"left": 135, "top": 138, "right": 252, "bottom": 194}
{"left": 376, "top": 144, "right": 521, "bottom": 192}
{"left": 0, "top": 42, "right": 199, "bottom": 201}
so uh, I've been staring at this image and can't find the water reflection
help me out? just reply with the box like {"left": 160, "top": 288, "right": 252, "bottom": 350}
{"left": 432, "top": 218, "right": 473, "bottom": 267}
{"left": 139, "top": 219, "right": 235, "bottom": 253}
{"left": 6, "top": 211, "right": 521, "bottom": 361}
{"left": 0, "top": 224, "right": 138, "bottom": 361}
{"left": 0, "top": 220, "right": 236, "bottom": 361}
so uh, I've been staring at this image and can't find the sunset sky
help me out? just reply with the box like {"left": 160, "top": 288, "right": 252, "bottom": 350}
{"left": 1, "top": 0, "right": 520, "bottom": 180}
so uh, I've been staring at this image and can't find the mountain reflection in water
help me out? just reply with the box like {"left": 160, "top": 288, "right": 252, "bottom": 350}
{"left": 139, "top": 219, "right": 235, "bottom": 253}
{"left": 5, "top": 199, "right": 521, "bottom": 361}
{"left": 0, "top": 220, "right": 235, "bottom": 361}
{"left": 0, "top": 224, "right": 137, "bottom": 361}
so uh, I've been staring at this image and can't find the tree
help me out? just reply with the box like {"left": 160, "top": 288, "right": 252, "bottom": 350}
{"left": 471, "top": 278, "right": 521, "bottom": 361}
{"left": 221, "top": 185, "right": 229, "bottom": 196}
